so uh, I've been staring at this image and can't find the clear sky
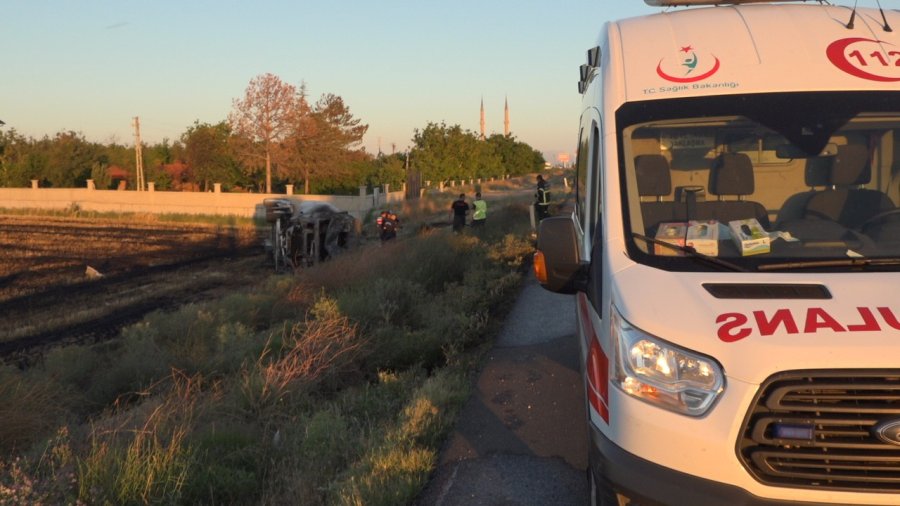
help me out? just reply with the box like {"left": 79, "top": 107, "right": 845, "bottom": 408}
{"left": 3, "top": 0, "right": 888, "bottom": 162}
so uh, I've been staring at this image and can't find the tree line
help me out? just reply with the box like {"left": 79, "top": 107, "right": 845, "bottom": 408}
{"left": 0, "top": 73, "right": 545, "bottom": 195}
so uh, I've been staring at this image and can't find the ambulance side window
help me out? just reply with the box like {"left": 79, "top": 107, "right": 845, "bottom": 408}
{"left": 589, "top": 123, "right": 601, "bottom": 229}
{"left": 576, "top": 127, "right": 589, "bottom": 231}
{"left": 588, "top": 123, "right": 604, "bottom": 309}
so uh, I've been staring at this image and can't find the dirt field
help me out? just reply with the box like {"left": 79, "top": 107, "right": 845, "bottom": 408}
{"left": 0, "top": 213, "right": 270, "bottom": 364}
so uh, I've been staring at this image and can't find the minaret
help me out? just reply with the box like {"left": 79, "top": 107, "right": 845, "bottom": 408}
{"left": 504, "top": 96, "right": 510, "bottom": 137}
{"left": 480, "top": 97, "right": 486, "bottom": 140}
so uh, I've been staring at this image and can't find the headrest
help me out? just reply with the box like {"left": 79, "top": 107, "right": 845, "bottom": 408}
{"left": 709, "top": 153, "right": 754, "bottom": 196}
{"left": 635, "top": 154, "right": 672, "bottom": 197}
{"left": 804, "top": 156, "right": 832, "bottom": 187}
{"left": 830, "top": 144, "right": 870, "bottom": 186}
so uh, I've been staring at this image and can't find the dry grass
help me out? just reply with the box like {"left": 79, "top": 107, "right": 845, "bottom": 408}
{"left": 0, "top": 187, "right": 543, "bottom": 505}
{"left": 239, "top": 299, "right": 366, "bottom": 418}
{"left": 77, "top": 371, "right": 204, "bottom": 505}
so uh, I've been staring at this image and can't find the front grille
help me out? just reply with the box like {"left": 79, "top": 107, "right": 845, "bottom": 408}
{"left": 738, "top": 370, "right": 900, "bottom": 493}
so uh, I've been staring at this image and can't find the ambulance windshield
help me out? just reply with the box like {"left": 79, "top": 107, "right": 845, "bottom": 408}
{"left": 619, "top": 91, "right": 900, "bottom": 271}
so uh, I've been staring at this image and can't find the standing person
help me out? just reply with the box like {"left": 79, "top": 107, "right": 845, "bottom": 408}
{"left": 450, "top": 193, "right": 469, "bottom": 233}
{"left": 535, "top": 174, "right": 551, "bottom": 221}
{"left": 472, "top": 191, "right": 487, "bottom": 227}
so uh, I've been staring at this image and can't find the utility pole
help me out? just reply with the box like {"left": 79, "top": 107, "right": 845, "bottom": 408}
{"left": 133, "top": 116, "right": 144, "bottom": 191}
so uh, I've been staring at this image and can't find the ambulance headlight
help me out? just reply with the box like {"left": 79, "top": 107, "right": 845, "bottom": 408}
{"left": 612, "top": 307, "right": 724, "bottom": 416}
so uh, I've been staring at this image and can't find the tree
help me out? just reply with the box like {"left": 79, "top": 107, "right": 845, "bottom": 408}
{"left": 366, "top": 153, "right": 407, "bottom": 190}
{"left": 284, "top": 93, "right": 368, "bottom": 194}
{"left": 411, "top": 122, "right": 481, "bottom": 183}
{"left": 0, "top": 129, "right": 32, "bottom": 187}
{"left": 411, "top": 124, "right": 544, "bottom": 184}
{"left": 229, "top": 73, "right": 298, "bottom": 193}
{"left": 39, "top": 131, "right": 101, "bottom": 188}
{"left": 487, "top": 133, "right": 546, "bottom": 176}
{"left": 182, "top": 121, "right": 242, "bottom": 191}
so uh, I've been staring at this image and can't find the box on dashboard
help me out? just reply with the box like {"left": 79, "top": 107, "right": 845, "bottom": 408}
{"left": 654, "top": 221, "right": 719, "bottom": 256}
{"left": 728, "top": 218, "right": 770, "bottom": 256}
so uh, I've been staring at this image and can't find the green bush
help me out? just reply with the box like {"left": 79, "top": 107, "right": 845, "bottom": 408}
{"left": 0, "top": 369, "right": 65, "bottom": 453}
{"left": 300, "top": 409, "right": 352, "bottom": 472}
{"left": 364, "top": 326, "right": 444, "bottom": 372}
{"left": 181, "top": 425, "right": 262, "bottom": 505}
{"left": 42, "top": 345, "right": 100, "bottom": 391}
{"left": 330, "top": 367, "right": 470, "bottom": 506}
{"left": 335, "top": 370, "right": 422, "bottom": 429}
{"left": 338, "top": 277, "right": 428, "bottom": 331}
{"left": 400, "top": 235, "right": 479, "bottom": 294}
{"left": 85, "top": 333, "right": 170, "bottom": 407}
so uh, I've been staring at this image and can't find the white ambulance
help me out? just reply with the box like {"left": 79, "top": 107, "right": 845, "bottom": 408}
{"left": 534, "top": 1, "right": 900, "bottom": 504}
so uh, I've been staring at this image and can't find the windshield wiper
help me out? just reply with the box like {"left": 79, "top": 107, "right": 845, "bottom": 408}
{"left": 632, "top": 233, "right": 748, "bottom": 272}
{"left": 758, "top": 257, "right": 900, "bottom": 272}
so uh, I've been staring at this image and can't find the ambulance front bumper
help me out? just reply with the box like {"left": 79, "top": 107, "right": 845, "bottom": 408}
{"left": 589, "top": 425, "right": 836, "bottom": 506}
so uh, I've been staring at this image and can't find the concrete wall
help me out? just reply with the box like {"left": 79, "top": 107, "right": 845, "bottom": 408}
{"left": 0, "top": 184, "right": 406, "bottom": 221}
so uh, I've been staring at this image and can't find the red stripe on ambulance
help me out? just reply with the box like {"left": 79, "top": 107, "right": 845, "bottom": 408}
{"left": 717, "top": 307, "right": 900, "bottom": 342}
{"left": 579, "top": 293, "right": 609, "bottom": 423}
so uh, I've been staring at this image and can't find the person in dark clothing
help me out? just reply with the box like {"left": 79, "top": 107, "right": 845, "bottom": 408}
{"left": 376, "top": 210, "right": 399, "bottom": 242}
{"left": 535, "top": 175, "right": 551, "bottom": 221}
{"left": 450, "top": 193, "right": 469, "bottom": 233}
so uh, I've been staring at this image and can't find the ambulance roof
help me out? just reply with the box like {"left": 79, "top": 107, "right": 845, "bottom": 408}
{"left": 610, "top": 3, "right": 900, "bottom": 102}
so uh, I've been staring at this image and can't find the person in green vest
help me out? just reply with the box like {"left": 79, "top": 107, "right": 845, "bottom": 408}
{"left": 472, "top": 192, "right": 487, "bottom": 227}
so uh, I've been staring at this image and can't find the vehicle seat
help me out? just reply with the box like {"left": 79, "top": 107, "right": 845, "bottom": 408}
{"left": 774, "top": 155, "right": 832, "bottom": 226}
{"left": 635, "top": 154, "right": 683, "bottom": 234}
{"left": 801, "top": 144, "right": 895, "bottom": 228}
{"left": 699, "top": 152, "right": 770, "bottom": 228}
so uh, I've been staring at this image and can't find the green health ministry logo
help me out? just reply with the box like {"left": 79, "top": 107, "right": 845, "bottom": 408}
{"left": 657, "top": 45, "right": 721, "bottom": 83}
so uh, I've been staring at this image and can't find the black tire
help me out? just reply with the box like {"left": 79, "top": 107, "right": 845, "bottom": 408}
{"left": 588, "top": 457, "right": 620, "bottom": 506}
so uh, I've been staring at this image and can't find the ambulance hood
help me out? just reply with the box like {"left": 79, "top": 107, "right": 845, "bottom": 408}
{"left": 613, "top": 4, "right": 900, "bottom": 102}
{"left": 612, "top": 265, "right": 900, "bottom": 385}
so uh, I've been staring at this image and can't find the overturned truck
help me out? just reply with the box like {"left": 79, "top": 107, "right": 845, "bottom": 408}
{"left": 263, "top": 199, "right": 357, "bottom": 272}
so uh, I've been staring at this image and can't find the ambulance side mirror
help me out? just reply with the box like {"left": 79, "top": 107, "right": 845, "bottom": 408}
{"left": 534, "top": 216, "right": 586, "bottom": 294}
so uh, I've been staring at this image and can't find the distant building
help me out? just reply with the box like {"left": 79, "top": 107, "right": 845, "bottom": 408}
{"left": 107, "top": 165, "right": 130, "bottom": 181}
{"left": 480, "top": 98, "right": 486, "bottom": 140}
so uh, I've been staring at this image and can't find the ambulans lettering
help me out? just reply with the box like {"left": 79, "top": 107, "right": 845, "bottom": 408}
{"left": 717, "top": 307, "right": 900, "bottom": 342}
{"left": 826, "top": 37, "right": 900, "bottom": 82}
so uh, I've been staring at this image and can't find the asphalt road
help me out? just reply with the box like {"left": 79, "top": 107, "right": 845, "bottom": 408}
{"left": 416, "top": 273, "right": 588, "bottom": 506}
